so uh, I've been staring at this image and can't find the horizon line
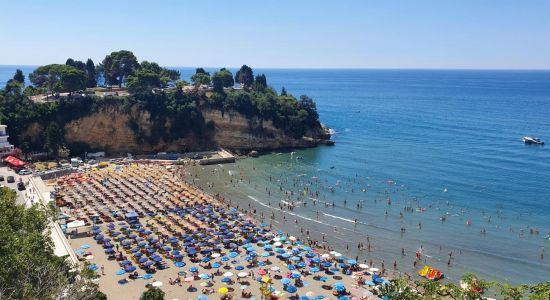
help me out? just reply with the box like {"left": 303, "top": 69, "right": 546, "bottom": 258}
{"left": 1, "top": 64, "right": 550, "bottom": 72}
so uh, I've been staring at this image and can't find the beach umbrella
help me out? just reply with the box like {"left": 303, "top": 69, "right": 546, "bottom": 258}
{"left": 184, "top": 276, "right": 194, "bottom": 282}
{"left": 104, "top": 248, "right": 115, "bottom": 254}
{"left": 223, "top": 272, "right": 234, "bottom": 277}
{"left": 211, "top": 253, "right": 221, "bottom": 258}
{"left": 286, "top": 285, "right": 297, "bottom": 293}
{"left": 333, "top": 282, "right": 345, "bottom": 292}
{"left": 291, "top": 256, "right": 301, "bottom": 261}
{"left": 175, "top": 262, "right": 185, "bottom": 267}
{"left": 199, "top": 273, "right": 210, "bottom": 279}
{"left": 144, "top": 261, "right": 154, "bottom": 267}
{"left": 281, "top": 278, "right": 291, "bottom": 285}
{"left": 85, "top": 255, "right": 94, "bottom": 260}
{"left": 261, "top": 252, "right": 270, "bottom": 257}
{"left": 218, "top": 287, "right": 229, "bottom": 295}
{"left": 134, "top": 252, "right": 143, "bottom": 258}
{"left": 221, "top": 277, "right": 231, "bottom": 283}
{"left": 311, "top": 267, "right": 320, "bottom": 273}
{"left": 321, "top": 254, "right": 330, "bottom": 258}
{"left": 359, "top": 264, "right": 369, "bottom": 269}
{"left": 124, "top": 265, "right": 136, "bottom": 272}
{"left": 94, "top": 235, "right": 104, "bottom": 241}
{"left": 238, "top": 272, "right": 248, "bottom": 278}
{"left": 369, "top": 267, "right": 380, "bottom": 272}
{"left": 281, "top": 253, "right": 291, "bottom": 259}
{"left": 139, "top": 257, "right": 148, "bottom": 263}
{"left": 229, "top": 251, "right": 238, "bottom": 258}
{"left": 115, "top": 270, "right": 125, "bottom": 275}
{"left": 339, "top": 297, "right": 350, "bottom": 300}
{"left": 80, "top": 244, "right": 91, "bottom": 249}
{"left": 152, "top": 281, "right": 163, "bottom": 287}
{"left": 189, "top": 266, "right": 198, "bottom": 272}
{"left": 257, "top": 269, "right": 267, "bottom": 276}
{"left": 234, "top": 265, "right": 244, "bottom": 270}
{"left": 212, "top": 262, "right": 221, "bottom": 268}
{"left": 271, "top": 266, "right": 280, "bottom": 271}
{"left": 121, "top": 260, "right": 131, "bottom": 266}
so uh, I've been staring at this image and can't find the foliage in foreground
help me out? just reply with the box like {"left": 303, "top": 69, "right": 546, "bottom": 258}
{"left": 379, "top": 273, "right": 550, "bottom": 300}
{"left": 0, "top": 187, "right": 105, "bottom": 300}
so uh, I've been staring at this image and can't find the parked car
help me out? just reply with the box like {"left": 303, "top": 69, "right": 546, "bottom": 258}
{"left": 7, "top": 176, "right": 15, "bottom": 183}
{"left": 18, "top": 169, "right": 32, "bottom": 175}
{"left": 17, "top": 181, "right": 26, "bottom": 191}
{"left": 0, "top": 175, "right": 4, "bottom": 182}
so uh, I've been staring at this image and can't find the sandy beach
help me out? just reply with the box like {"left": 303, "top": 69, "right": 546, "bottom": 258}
{"left": 55, "top": 163, "right": 388, "bottom": 300}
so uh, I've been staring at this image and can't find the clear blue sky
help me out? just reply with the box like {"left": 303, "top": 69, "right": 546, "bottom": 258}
{"left": 1, "top": 0, "right": 549, "bottom": 69}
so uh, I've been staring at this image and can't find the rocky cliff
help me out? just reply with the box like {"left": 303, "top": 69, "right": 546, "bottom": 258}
{"left": 21, "top": 105, "right": 331, "bottom": 154}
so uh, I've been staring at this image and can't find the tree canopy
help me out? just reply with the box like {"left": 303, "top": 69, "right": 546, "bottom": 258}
{"left": 191, "top": 69, "right": 211, "bottom": 86}
{"left": 0, "top": 187, "right": 105, "bottom": 299}
{"left": 29, "top": 64, "right": 86, "bottom": 95}
{"left": 13, "top": 69, "right": 25, "bottom": 84}
{"left": 126, "top": 69, "right": 162, "bottom": 94}
{"left": 213, "top": 68, "right": 234, "bottom": 88}
{"left": 235, "top": 65, "right": 254, "bottom": 88}
{"left": 101, "top": 50, "right": 140, "bottom": 87}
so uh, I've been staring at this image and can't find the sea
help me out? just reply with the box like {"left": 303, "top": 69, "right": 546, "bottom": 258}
{"left": 2, "top": 66, "right": 550, "bottom": 284}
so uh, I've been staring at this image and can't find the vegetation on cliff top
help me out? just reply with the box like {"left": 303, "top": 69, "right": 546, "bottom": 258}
{"left": 0, "top": 50, "right": 323, "bottom": 157}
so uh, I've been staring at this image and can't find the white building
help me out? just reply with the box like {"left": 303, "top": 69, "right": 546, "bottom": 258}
{"left": 0, "top": 124, "right": 15, "bottom": 157}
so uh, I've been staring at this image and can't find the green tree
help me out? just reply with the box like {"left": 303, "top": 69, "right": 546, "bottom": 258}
{"left": 298, "top": 95, "right": 319, "bottom": 125}
{"left": 126, "top": 69, "right": 162, "bottom": 94}
{"left": 4, "top": 79, "right": 23, "bottom": 95}
{"left": 0, "top": 187, "right": 104, "bottom": 300}
{"left": 29, "top": 64, "right": 84, "bottom": 95}
{"left": 191, "top": 71, "right": 211, "bottom": 87}
{"left": 13, "top": 69, "right": 25, "bottom": 84}
{"left": 214, "top": 68, "right": 234, "bottom": 87}
{"left": 44, "top": 122, "right": 64, "bottom": 155}
{"left": 280, "top": 87, "right": 287, "bottom": 96}
{"left": 140, "top": 287, "right": 165, "bottom": 300}
{"left": 85, "top": 59, "right": 97, "bottom": 88}
{"left": 100, "top": 50, "right": 139, "bottom": 87}
{"left": 252, "top": 74, "right": 267, "bottom": 92}
{"left": 235, "top": 64, "right": 254, "bottom": 88}
{"left": 60, "top": 68, "right": 86, "bottom": 94}
{"left": 212, "top": 74, "right": 225, "bottom": 94}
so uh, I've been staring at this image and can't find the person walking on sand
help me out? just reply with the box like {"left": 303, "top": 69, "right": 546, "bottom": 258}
{"left": 101, "top": 265, "right": 105, "bottom": 275}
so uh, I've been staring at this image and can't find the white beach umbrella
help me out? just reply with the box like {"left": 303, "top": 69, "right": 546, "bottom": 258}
{"left": 270, "top": 266, "right": 280, "bottom": 271}
{"left": 238, "top": 272, "right": 248, "bottom": 278}
{"left": 369, "top": 267, "right": 380, "bottom": 272}
{"left": 273, "top": 237, "right": 281, "bottom": 242}
{"left": 274, "top": 242, "right": 282, "bottom": 247}
{"left": 333, "top": 252, "right": 342, "bottom": 257}
{"left": 321, "top": 254, "right": 330, "bottom": 258}
{"left": 359, "top": 264, "right": 369, "bottom": 269}
{"left": 152, "top": 281, "right": 163, "bottom": 287}
{"left": 289, "top": 236, "right": 297, "bottom": 241}
{"left": 223, "top": 272, "right": 234, "bottom": 277}
{"left": 211, "top": 253, "right": 221, "bottom": 258}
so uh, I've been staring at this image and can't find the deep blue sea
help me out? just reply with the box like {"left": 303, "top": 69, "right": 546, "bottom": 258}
{"left": 2, "top": 66, "right": 550, "bottom": 284}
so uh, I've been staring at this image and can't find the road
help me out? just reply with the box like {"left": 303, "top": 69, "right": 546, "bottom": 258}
{"left": 0, "top": 166, "right": 32, "bottom": 205}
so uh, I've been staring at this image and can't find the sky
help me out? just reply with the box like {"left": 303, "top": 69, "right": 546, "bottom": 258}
{"left": 1, "top": 0, "right": 549, "bottom": 69}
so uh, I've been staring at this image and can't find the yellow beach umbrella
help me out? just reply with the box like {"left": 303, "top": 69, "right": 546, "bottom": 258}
{"left": 218, "top": 287, "right": 228, "bottom": 294}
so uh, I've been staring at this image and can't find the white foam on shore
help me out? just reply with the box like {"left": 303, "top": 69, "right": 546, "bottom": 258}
{"left": 323, "top": 213, "right": 354, "bottom": 223}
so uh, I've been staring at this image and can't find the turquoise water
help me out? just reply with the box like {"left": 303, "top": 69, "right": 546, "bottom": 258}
{"left": 2, "top": 66, "right": 550, "bottom": 284}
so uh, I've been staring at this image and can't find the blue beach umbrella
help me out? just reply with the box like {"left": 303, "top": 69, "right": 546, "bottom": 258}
{"left": 229, "top": 252, "right": 238, "bottom": 258}
{"left": 134, "top": 252, "right": 143, "bottom": 257}
{"left": 286, "top": 285, "right": 297, "bottom": 293}
{"left": 139, "top": 257, "right": 148, "bottom": 263}
{"left": 115, "top": 270, "right": 126, "bottom": 275}
{"left": 199, "top": 273, "right": 210, "bottom": 279}
{"left": 144, "top": 261, "right": 154, "bottom": 267}
{"left": 104, "top": 248, "right": 115, "bottom": 254}
{"left": 121, "top": 260, "right": 131, "bottom": 266}
{"left": 212, "top": 262, "right": 221, "bottom": 268}
{"left": 189, "top": 266, "right": 198, "bottom": 272}
{"left": 281, "top": 278, "right": 290, "bottom": 285}
{"left": 347, "top": 259, "right": 357, "bottom": 265}
{"left": 175, "top": 262, "right": 185, "bottom": 268}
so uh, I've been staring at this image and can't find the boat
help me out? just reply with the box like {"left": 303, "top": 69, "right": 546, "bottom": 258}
{"left": 523, "top": 136, "right": 544, "bottom": 145}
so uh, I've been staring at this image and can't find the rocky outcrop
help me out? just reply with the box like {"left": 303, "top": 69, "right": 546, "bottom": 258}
{"left": 201, "top": 109, "right": 328, "bottom": 151}
{"left": 20, "top": 105, "right": 331, "bottom": 155}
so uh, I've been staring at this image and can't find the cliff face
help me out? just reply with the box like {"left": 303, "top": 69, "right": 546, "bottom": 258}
{"left": 22, "top": 105, "right": 330, "bottom": 154}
